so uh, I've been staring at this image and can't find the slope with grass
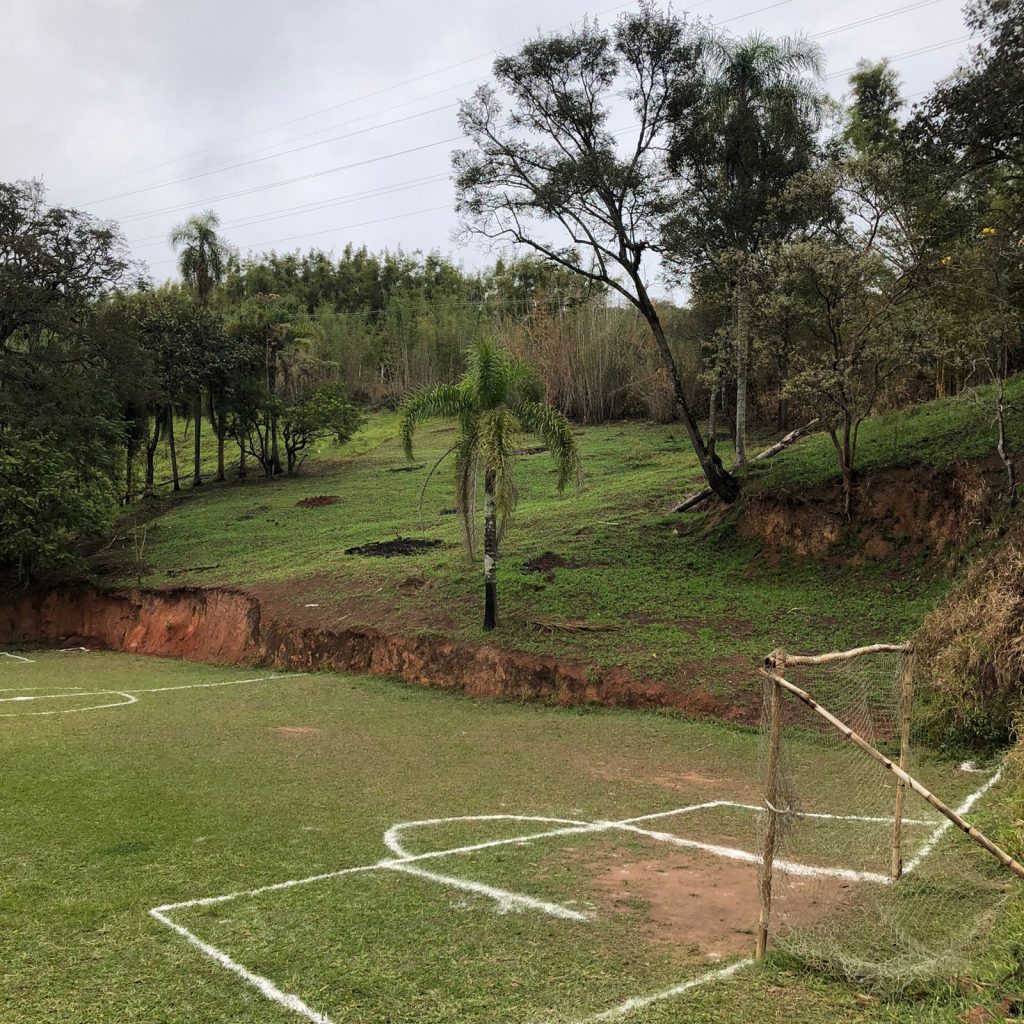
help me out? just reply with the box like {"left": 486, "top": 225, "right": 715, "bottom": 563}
{"left": 79, "top": 384, "right": 1022, "bottom": 715}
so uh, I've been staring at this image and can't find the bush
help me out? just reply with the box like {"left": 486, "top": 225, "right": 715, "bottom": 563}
{"left": 914, "top": 524, "right": 1024, "bottom": 751}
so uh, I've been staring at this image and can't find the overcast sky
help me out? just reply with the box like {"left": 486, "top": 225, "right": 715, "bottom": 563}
{"left": 3, "top": 0, "right": 974, "bottom": 290}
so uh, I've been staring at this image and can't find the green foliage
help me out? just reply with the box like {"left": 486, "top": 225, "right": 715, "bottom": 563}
{"left": 0, "top": 432, "right": 119, "bottom": 576}
{"left": 665, "top": 29, "right": 827, "bottom": 267}
{"left": 0, "top": 180, "right": 132, "bottom": 577}
{"left": 844, "top": 60, "right": 903, "bottom": 156}
{"left": 281, "top": 389, "right": 364, "bottom": 472}
{"left": 168, "top": 210, "right": 231, "bottom": 307}
{"left": 400, "top": 339, "right": 581, "bottom": 552}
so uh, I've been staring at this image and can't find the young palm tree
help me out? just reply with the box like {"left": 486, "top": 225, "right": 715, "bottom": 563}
{"left": 168, "top": 210, "right": 230, "bottom": 486}
{"left": 400, "top": 339, "right": 581, "bottom": 631}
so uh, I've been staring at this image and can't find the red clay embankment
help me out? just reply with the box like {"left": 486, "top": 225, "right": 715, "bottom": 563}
{"left": 0, "top": 586, "right": 752, "bottom": 720}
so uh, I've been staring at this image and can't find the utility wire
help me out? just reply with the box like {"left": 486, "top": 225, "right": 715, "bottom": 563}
{"left": 102, "top": 0, "right": 964, "bottom": 228}
{"left": 85, "top": 105, "right": 458, "bottom": 206}
{"left": 128, "top": 174, "right": 451, "bottom": 243}
{"left": 61, "top": 0, "right": 646, "bottom": 200}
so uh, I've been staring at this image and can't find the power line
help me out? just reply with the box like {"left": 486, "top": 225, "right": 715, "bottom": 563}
{"left": 113, "top": 136, "right": 463, "bottom": 225}
{"left": 811, "top": 0, "right": 947, "bottom": 40}
{"left": 128, "top": 174, "right": 451, "bottom": 244}
{"left": 86, "top": 104, "right": 458, "bottom": 206}
{"left": 136, "top": 10, "right": 971, "bottom": 274}
{"left": 109, "top": 0, "right": 963, "bottom": 230}
{"left": 149, "top": 203, "right": 456, "bottom": 269}
{"left": 62, "top": 0, "right": 646, "bottom": 201}
{"left": 825, "top": 34, "right": 971, "bottom": 79}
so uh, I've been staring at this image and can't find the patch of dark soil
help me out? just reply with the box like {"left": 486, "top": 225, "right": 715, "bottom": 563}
{"left": 296, "top": 495, "right": 339, "bottom": 508}
{"left": 239, "top": 503, "right": 272, "bottom": 521}
{"left": 439, "top": 507, "right": 458, "bottom": 516}
{"left": 524, "top": 551, "right": 580, "bottom": 574}
{"left": 397, "top": 575, "right": 429, "bottom": 591}
{"left": 345, "top": 537, "right": 443, "bottom": 557}
{"left": 387, "top": 464, "right": 424, "bottom": 473}
{"left": 514, "top": 445, "right": 548, "bottom": 456}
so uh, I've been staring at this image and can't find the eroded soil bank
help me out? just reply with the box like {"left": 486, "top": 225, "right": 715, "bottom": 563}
{"left": 0, "top": 586, "right": 756, "bottom": 721}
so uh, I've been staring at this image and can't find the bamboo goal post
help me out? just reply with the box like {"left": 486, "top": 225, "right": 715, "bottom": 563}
{"left": 754, "top": 646, "right": 1024, "bottom": 962}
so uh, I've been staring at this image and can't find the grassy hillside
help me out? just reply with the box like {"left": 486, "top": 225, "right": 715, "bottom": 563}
{"left": 91, "top": 384, "right": 1024, "bottom": 700}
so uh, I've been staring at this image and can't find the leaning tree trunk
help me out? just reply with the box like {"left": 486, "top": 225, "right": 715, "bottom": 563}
{"left": 483, "top": 469, "right": 498, "bottom": 632}
{"left": 192, "top": 390, "right": 203, "bottom": 487}
{"left": 635, "top": 289, "right": 740, "bottom": 503}
{"left": 166, "top": 405, "right": 180, "bottom": 493}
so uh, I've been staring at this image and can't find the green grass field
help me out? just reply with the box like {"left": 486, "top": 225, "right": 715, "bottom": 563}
{"left": 3, "top": 650, "right": 1020, "bottom": 1023}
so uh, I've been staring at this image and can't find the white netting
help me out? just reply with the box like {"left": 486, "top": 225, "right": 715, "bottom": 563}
{"left": 758, "top": 647, "right": 1013, "bottom": 995}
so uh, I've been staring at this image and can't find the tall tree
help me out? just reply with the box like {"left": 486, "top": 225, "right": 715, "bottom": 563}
{"left": 454, "top": 4, "right": 740, "bottom": 502}
{"left": 169, "top": 210, "right": 230, "bottom": 487}
{"left": 0, "top": 181, "right": 133, "bottom": 578}
{"left": 400, "top": 339, "right": 581, "bottom": 631}
{"left": 665, "top": 31, "right": 825, "bottom": 462}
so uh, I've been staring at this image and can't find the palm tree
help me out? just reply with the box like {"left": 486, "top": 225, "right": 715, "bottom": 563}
{"left": 670, "top": 32, "right": 825, "bottom": 463}
{"left": 169, "top": 210, "right": 230, "bottom": 485}
{"left": 400, "top": 339, "right": 581, "bottom": 631}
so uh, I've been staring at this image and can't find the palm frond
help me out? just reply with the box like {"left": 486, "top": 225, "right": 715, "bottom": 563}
{"left": 477, "top": 407, "right": 519, "bottom": 540}
{"left": 454, "top": 424, "right": 480, "bottom": 556}
{"left": 504, "top": 356, "right": 544, "bottom": 406}
{"left": 466, "top": 337, "right": 508, "bottom": 410}
{"left": 398, "top": 383, "right": 472, "bottom": 459}
{"left": 514, "top": 399, "right": 583, "bottom": 493}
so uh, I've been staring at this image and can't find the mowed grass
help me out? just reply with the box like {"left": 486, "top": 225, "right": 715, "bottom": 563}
{"left": 3, "top": 650, "right": 1021, "bottom": 1023}
{"left": 112, "top": 407, "right": 956, "bottom": 695}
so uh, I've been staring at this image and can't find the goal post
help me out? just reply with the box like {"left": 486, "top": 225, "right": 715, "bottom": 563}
{"left": 755, "top": 643, "right": 1024, "bottom": 968}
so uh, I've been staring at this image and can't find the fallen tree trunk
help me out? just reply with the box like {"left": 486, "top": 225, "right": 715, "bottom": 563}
{"left": 669, "top": 419, "right": 820, "bottom": 515}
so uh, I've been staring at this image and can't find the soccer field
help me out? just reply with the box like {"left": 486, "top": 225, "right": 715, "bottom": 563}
{"left": 0, "top": 650, "right": 1006, "bottom": 1023}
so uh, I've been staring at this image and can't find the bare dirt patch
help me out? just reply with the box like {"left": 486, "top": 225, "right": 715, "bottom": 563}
{"left": 587, "top": 846, "right": 849, "bottom": 958}
{"left": 524, "top": 551, "right": 580, "bottom": 574}
{"left": 296, "top": 495, "right": 340, "bottom": 508}
{"left": 591, "top": 847, "right": 758, "bottom": 956}
{"left": 345, "top": 538, "right": 443, "bottom": 558}
{"left": 738, "top": 461, "right": 1003, "bottom": 563}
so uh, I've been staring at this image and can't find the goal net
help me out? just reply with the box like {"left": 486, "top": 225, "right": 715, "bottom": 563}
{"left": 757, "top": 644, "right": 1016, "bottom": 995}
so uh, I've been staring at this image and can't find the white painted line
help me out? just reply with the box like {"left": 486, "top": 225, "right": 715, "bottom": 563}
{"left": 903, "top": 770, "right": 1003, "bottom": 876}
{"left": 384, "top": 861, "right": 592, "bottom": 921}
{"left": 127, "top": 673, "right": 307, "bottom": 694}
{"left": 574, "top": 959, "right": 754, "bottom": 1022}
{"left": 57, "top": 646, "right": 90, "bottom": 653}
{"left": 620, "top": 801, "right": 935, "bottom": 828}
{"left": 1, "top": 652, "right": 34, "bottom": 663}
{"left": 0, "top": 672, "right": 310, "bottom": 719}
{"left": 149, "top": 908, "right": 336, "bottom": 1024}
{"left": 0, "top": 691, "right": 138, "bottom": 717}
{"left": 150, "top": 776, "right": 1008, "bottom": 1023}
{"left": 383, "top": 813, "right": 593, "bottom": 858}
{"left": 611, "top": 821, "right": 892, "bottom": 884}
